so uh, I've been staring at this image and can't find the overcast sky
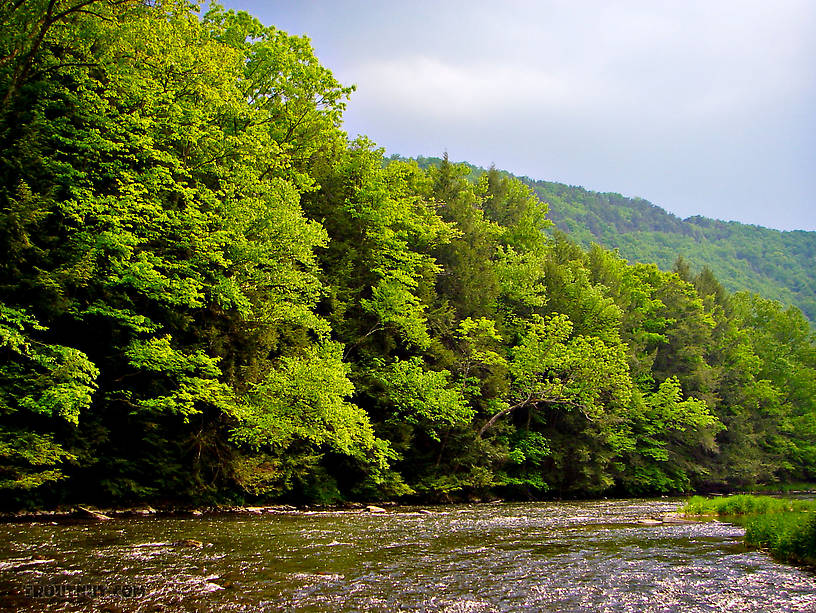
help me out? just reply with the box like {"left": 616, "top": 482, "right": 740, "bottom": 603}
{"left": 217, "top": 1, "right": 816, "bottom": 231}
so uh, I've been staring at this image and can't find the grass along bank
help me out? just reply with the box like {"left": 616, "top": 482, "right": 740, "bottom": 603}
{"left": 741, "top": 482, "right": 816, "bottom": 494}
{"left": 681, "top": 495, "right": 816, "bottom": 567}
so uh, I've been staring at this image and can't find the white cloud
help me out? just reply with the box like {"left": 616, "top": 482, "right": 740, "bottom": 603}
{"left": 353, "top": 56, "right": 578, "bottom": 121}
{"left": 224, "top": 0, "right": 816, "bottom": 230}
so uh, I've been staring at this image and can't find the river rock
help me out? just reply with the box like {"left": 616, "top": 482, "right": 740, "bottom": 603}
{"left": 418, "top": 509, "right": 434, "bottom": 515}
{"left": 365, "top": 505, "right": 387, "bottom": 514}
{"left": 637, "top": 518, "right": 663, "bottom": 526}
{"left": 75, "top": 506, "right": 112, "bottom": 521}
{"left": 339, "top": 502, "right": 365, "bottom": 510}
{"left": 661, "top": 515, "right": 698, "bottom": 524}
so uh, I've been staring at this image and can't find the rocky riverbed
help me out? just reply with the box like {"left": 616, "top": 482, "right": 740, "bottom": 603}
{"left": 1, "top": 499, "right": 814, "bottom": 612}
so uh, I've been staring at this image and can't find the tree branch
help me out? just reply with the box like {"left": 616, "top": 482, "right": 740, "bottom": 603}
{"left": 477, "top": 393, "right": 588, "bottom": 437}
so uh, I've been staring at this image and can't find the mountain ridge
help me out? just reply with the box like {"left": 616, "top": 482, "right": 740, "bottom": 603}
{"left": 403, "top": 155, "right": 816, "bottom": 321}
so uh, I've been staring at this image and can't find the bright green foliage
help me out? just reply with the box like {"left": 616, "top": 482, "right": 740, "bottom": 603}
{"left": 233, "top": 341, "right": 381, "bottom": 460}
{"left": 431, "top": 156, "right": 504, "bottom": 320}
{"left": 683, "top": 495, "right": 816, "bottom": 566}
{"left": 454, "top": 317, "right": 508, "bottom": 396}
{"left": 124, "top": 336, "right": 235, "bottom": 419}
{"left": 640, "top": 377, "right": 719, "bottom": 439}
{"left": 0, "top": 306, "right": 97, "bottom": 426}
{"left": 303, "top": 143, "right": 455, "bottom": 355}
{"left": 506, "top": 314, "right": 631, "bottom": 420}
{"left": 619, "top": 378, "right": 722, "bottom": 493}
{"left": 478, "top": 166, "right": 551, "bottom": 253}
{"left": 541, "top": 233, "right": 623, "bottom": 344}
{"left": 373, "top": 357, "right": 472, "bottom": 441}
{"left": 495, "top": 247, "right": 549, "bottom": 317}
{"left": 632, "top": 379, "right": 716, "bottom": 451}
{"left": 482, "top": 313, "right": 631, "bottom": 495}
{"left": 0, "top": 304, "right": 97, "bottom": 490}
{"left": 745, "top": 512, "right": 816, "bottom": 567}
{"left": 682, "top": 494, "right": 816, "bottom": 516}
{"left": 1, "top": 3, "right": 814, "bottom": 508}
{"left": 727, "top": 293, "right": 816, "bottom": 482}
{"left": 0, "top": 0, "right": 380, "bottom": 505}
{"left": 204, "top": 4, "right": 353, "bottom": 185}
{"left": 0, "top": 431, "right": 74, "bottom": 490}
{"left": 499, "top": 430, "right": 552, "bottom": 494}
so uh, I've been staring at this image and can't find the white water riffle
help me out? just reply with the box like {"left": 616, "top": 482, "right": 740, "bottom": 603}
{"left": 1, "top": 499, "right": 814, "bottom": 612}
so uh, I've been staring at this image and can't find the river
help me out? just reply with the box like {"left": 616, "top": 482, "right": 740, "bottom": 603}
{"left": 0, "top": 499, "right": 814, "bottom": 611}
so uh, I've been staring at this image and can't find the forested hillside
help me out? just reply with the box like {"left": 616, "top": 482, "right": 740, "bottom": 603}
{"left": 1, "top": 1, "right": 815, "bottom": 510}
{"left": 535, "top": 182, "right": 816, "bottom": 322}
{"left": 409, "top": 158, "right": 816, "bottom": 322}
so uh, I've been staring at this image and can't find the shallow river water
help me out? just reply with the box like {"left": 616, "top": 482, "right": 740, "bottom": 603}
{"left": 0, "top": 499, "right": 814, "bottom": 612}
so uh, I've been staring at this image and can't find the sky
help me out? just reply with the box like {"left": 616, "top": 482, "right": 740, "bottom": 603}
{"left": 217, "top": 0, "right": 816, "bottom": 232}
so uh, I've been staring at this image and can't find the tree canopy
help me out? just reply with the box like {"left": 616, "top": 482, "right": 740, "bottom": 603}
{"left": 1, "top": 1, "right": 814, "bottom": 508}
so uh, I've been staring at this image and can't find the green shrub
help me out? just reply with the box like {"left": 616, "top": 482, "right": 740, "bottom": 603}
{"left": 745, "top": 512, "right": 816, "bottom": 566}
{"left": 682, "top": 495, "right": 816, "bottom": 567}
{"left": 680, "top": 494, "right": 816, "bottom": 517}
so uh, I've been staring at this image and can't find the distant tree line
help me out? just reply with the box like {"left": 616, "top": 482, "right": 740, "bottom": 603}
{"left": 527, "top": 173, "right": 816, "bottom": 323}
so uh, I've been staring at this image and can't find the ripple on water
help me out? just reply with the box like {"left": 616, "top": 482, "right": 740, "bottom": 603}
{"left": 0, "top": 500, "right": 814, "bottom": 612}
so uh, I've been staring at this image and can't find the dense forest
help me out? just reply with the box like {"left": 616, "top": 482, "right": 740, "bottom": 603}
{"left": 1, "top": 1, "right": 815, "bottom": 510}
{"left": 408, "top": 157, "right": 816, "bottom": 323}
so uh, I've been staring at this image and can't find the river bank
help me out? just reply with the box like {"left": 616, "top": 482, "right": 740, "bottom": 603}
{"left": 0, "top": 502, "right": 417, "bottom": 523}
{"left": 0, "top": 499, "right": 696, "bottom": 526}
{"left": 681, "top": 495, "right": 816, "bottom": 568}
{"left": 5, "top": 485, "right": 815, "bottom": 524}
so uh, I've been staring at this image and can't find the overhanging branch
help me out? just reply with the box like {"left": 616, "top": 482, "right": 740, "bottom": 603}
{"left": 477, "top": 394, "right": 588, "bottom": 437}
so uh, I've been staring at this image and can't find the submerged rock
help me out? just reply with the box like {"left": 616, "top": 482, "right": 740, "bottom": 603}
{"left": 173, "top": 539, "right": 204, "bottom": 548}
